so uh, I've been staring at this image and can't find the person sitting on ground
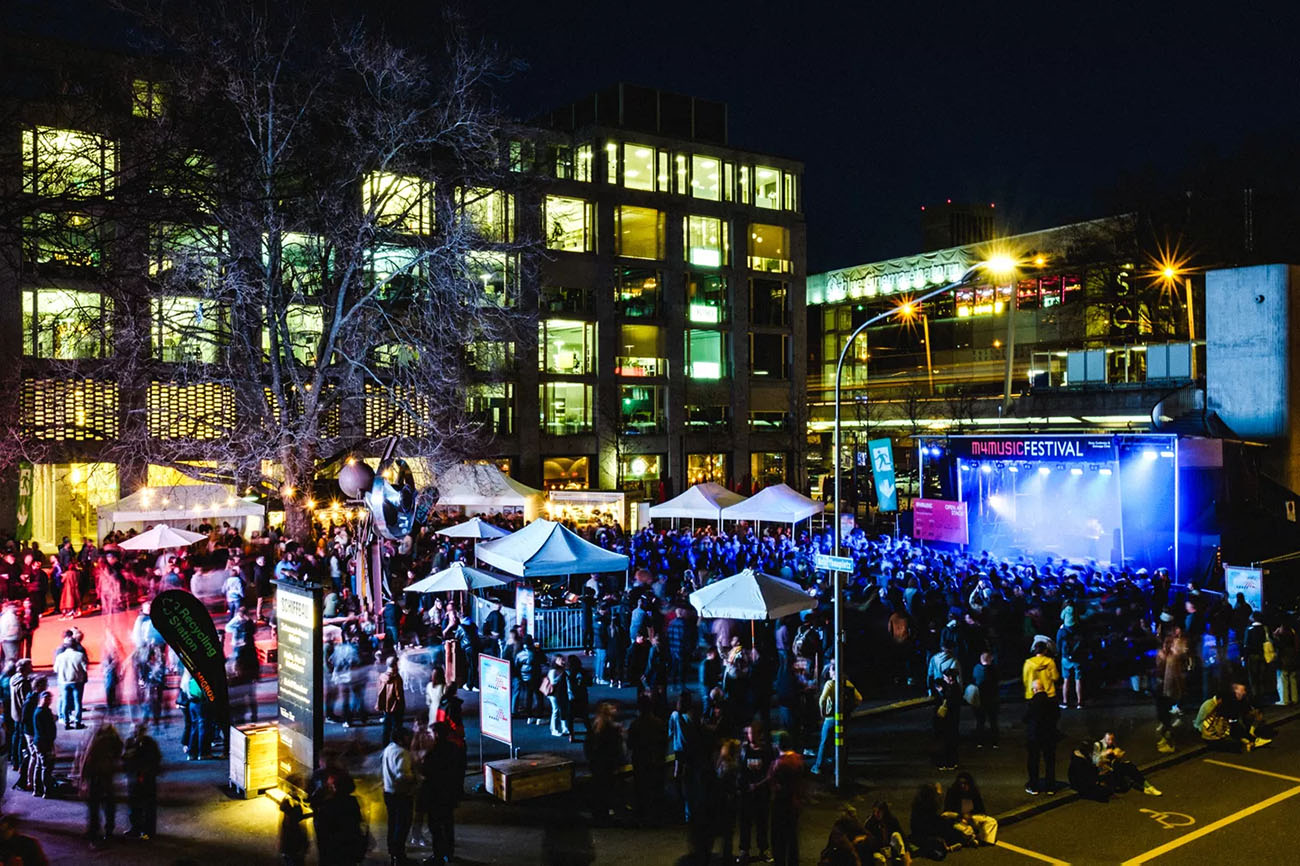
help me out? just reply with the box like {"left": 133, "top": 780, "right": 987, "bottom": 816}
{"left": 942, "top": 771, "right": 998, "bottom": 845}
{"left": 1195, "top": 684, "right": 1272, "bottom": 753}
{"left": 1068, "top": 739, "right": 1112, "bottom": 801}
{"left": 908, "top": 782, "right": 973, "bottom": 859}
{"left": 1092, "top": 731, "right": 1161, "bottom": 796}
{"left": 863, "top": 801, "right": 911, "bottom": 866}
{"left": 1218, "top": 680, "right": 1275, "bottom": 743}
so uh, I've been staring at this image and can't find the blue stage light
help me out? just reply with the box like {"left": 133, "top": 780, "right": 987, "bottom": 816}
{"left": 1142, "top": 450, "right": 1158, "bottom": 461}
{"left": 1038, "top": 466, "right": 1051, "bottom": 475}
{"left": 1160, "top": 450, "right": 1174, "bottom": 458}
{"left": 1007, "top": 464, "right": 1019, "bottom": 473}
{"left": 1070, "top": 467, "right": 1083, "bottom": 476}
{"left": 1099, "top": 467, "right": 1113, "bottom": 476}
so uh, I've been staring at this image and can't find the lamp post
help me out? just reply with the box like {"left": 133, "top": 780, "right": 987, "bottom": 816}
{"left": 829, "top": 256, "right": 1014, "bottom": 791}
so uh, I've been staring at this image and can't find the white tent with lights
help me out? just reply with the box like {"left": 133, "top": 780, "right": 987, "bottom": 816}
{"left": 96, "top": 484, "right": 265, "bottom": 539}
{"left": 719, "top": 483, "right": 824, "bottom": 524}
{"left": 435, "top": 464, "right": 544, "bottom": 521}
{"left": 648, "top": 482, "right": 748, "bottom": 521}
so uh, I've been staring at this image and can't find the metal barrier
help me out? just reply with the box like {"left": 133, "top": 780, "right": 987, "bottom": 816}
{"left": 471, "top": 593, "right": 584, "bottom": 651}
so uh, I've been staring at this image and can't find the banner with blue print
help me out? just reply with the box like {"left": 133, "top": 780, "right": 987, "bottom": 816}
{"left": 868, "top": 438, "right": 898, "bottom": 512}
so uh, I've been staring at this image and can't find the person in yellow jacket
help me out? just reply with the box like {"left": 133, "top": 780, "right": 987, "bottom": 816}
{"left": 1022, "top": 640, "right": 1059, "bottom": 700}
{"left": 812, "top": 661, "right": 861, "bottom": 775}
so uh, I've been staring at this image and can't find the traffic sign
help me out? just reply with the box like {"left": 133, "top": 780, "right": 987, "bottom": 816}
{"left": 815, "top": 553, "right": 854, "bottom": 573}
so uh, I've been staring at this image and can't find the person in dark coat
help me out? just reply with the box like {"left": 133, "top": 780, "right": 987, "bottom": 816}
{"left": 310, "top": 771, "right": 366, "bottom": 866}
{"left": 122, "top": 723, "right": 162, "bottom": 839}
{"left": 421, "top": 721, "right": 464, "bottom": 864}
{"left": 932, "top": 667, "right": 962, "bottom": 770}
{"left": 585, "top": 702, "right": 625, "bottom": 824}
{"left": 624, "top": 631, "right": 651, "bottom": 691}
{"left": 627, "top": 693, "right": 668, "bottom": 819}
{"left": 1024, "top": 679, "right": 1062, "bottom": 794}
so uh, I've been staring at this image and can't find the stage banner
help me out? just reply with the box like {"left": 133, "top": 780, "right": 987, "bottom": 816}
{"left": 947, "top": 435, "right": 1115, "bottom": 463}
{"left": 152, "top": 589, "right": 229, "bottom": 716}
{"left": 515, "top": 586, "right": 536, "bottom": 638}
{"left": 868, "top": 438, "right": 898, "bottom": 512}
{"left": 478, "top": 655, "right": 513, "bottom": 746}
{"left": 1223, "top": 565, "right": 1263, "bottom": 612}
{"left": 913, "top": 499, "right": 969, "bottom": 545}
{"left": 274, "top": 580, "right": 323, "bottom": 796}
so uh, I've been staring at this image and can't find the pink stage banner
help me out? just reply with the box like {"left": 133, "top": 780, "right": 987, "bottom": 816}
{"left": 913, "top": 499, "right": 969, "bottom": 545}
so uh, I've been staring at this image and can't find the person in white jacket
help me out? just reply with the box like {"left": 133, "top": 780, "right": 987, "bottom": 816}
{"left": 52, "top": 633, "right": 89, "bottom": 729}
{"left": 381, "top": 728, "right": 417, "bottom": 865}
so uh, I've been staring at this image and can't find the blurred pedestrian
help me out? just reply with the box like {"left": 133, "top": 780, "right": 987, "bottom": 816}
{"left": 123, "top": 723, "right": 162, "bottom": 840}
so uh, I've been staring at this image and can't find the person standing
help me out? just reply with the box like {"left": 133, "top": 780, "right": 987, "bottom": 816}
{"left": 28, "top": 691, "right": 56, "bottom": 798}
{"left": 585, "top": 702, "right": 625, "bottom": 824}
{"left": 0, "top": 605, "right": 20, "bottom": 666}
{"left": 737, "top": 720, "right": 775, "bottom": 863}
{"left": 78, "top": 722, "right": 123, "bottom": 849}
{"left": 812, "top": 660, "right": 860, "bottom": 775}
{"left": 421, "top": 721, "right": 463, "bottom": 865}
{"left": 53, "top": 632, "right": 89, "bottom": 729}
{"left": 122, "top": 723, "right": 161, "bottom": 840}
{"left": 972, "top": 651, "right": 1001, "bottom": 749}
{"left": 932, "top": 667, "right": 962, "bottom": 771}
{"left": 627, "top": 693, "right": 667, "bottom": 820}
{"left": 381, "top": 727, "right": 416, "bottom": 866}
{"left": 544, "top": 655, "right": 570, "bottom": 738}
{"left": 376, "top": 656, "right": 406, "bottom": 747}
{"left": 101, "top": 630, "right": 123, "bottom": 716}
{"left": 1023, "top": 680, "right": 1061, "bottom": 794}
{"left": 312, "top": 771, "right": 366, "bottom": 866}
{"left": 767, "top": 736, "right": 805, "bottom": 866}
{"left": 8, "top": 660, "right": 33, "bottom": 775}
{"left": 565, "top": 654, "right": 590, "bottom": 741}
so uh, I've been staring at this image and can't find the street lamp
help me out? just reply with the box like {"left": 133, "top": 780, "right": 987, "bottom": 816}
{"left": 897, "top": 299, "right": 935, "bottom": 395}
{"left": 1151, "top": 250, "right": 1197, "bottom": 378}
{"left": 828, "top": 255, "right": 1018, "bottom": 792}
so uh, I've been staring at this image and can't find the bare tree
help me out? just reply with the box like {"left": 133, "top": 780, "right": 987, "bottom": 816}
{"left": 1, "top": 2, "right": 533, "bottom": 541}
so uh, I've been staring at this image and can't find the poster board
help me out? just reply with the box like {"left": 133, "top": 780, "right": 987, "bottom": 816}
{"left": 1223, "top": 565, "right": 1264, "bottom": 612}
{"left": 274, "top": 580, "right": 322, "bottom": 797}
{"left": 515, "top": 585, "right": 536, "bottom": 637}
{"left": 912, "top": 499, "right": 969, "bottom": 545}
{"left": 478, "top": 655, "right": 513, "bottom": 746}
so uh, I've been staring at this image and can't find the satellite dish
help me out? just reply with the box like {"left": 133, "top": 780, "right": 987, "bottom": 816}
{"left": 365, "top": 458, "right": 417, "bottom": 541}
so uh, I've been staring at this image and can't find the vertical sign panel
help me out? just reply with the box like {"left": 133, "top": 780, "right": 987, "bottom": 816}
{"left": 15, "top": 461, "right": 33, "bottom": 543}
{"left": 515, "top": 586, "right": 536, "bottom": 638}
{"left": 275, "top": 580, "right": 322, "bottom": 796}
{"left": 478, "top": 655, "right": 513, "bottom": 746}
{"left": 1223, "top": 565, "right": 1264, "bottom": 612}
{"left": 868, "top": 438, "right": 898, "bottom": 512}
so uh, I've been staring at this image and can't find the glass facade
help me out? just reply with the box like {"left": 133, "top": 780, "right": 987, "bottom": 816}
{"left": 686, "top": 329, "right": 729, "bottom": 379}
{"left": 687, "top": 273, "right": 729, "bottom": 324}
{"left": 153, "top": 296, "right": 223, "bottom": 362}
{"left": 21, "top": 289, "right": 112, "bottom": 359}
{"left": 544, "top": 195, "right": 595, "bottom": 252}
{"left": 615, "top": 268, "right": 661, "bottom": 317}
{"left": 539, "top": 319, "right": 596, "bottom": 374}
{"left": 684, "top": 215, "right": 727, "bottom": 267}
{"left": 615, "top": 205, "right": 665, "bottom": 259}
{"left": 540, "top": 382, "right": 593, "bottom": 434}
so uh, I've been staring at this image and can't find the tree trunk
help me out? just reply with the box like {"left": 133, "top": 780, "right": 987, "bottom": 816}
{"left": 282, "top": 445, "right": 316, "bottom": 546}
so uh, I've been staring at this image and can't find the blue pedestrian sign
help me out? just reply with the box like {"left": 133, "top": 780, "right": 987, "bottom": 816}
{"left": 868, "top": 438, "right": 898, "bottom": 512}
{"left": 815, "top": 553, "right": 854, "bottom": 573}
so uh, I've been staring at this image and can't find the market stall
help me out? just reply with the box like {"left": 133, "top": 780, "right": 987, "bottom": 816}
{"left": 435, "top": 464, "right": 544, "bottom": 522}
{"left": 96, "top": 484, "right": 266, "bottom": 539}
{"left": 648, "top": 481, "right": 747, "bottom": 524}
{"left": 719, "top": 482, "right": 823, "bottom": 525}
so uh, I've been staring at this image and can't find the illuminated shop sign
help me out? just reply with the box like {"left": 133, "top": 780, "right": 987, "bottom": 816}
{"left": 947, "top": 436, "right": 1116, "bottom": 463}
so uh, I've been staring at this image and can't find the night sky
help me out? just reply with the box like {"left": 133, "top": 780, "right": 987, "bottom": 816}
{"left": 483, "top": 0, "right": 1300, "bottom": 272}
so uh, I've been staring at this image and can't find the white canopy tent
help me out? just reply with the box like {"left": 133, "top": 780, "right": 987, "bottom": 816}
{"left": 719, "top": 483, "right": 824, "bottom": 524}
{"left": 689, "top": 568, "right": 817, "bottom": 620}
{"left": 648, "top": 482, "right": 748, "bottom": 522}
{"left": 435, "top": 464, "right": 544, "bottom": 522}
{"left": 434, "top": 517, "right": 512, "bottom": 540}
{"left": 475, "top": 518, "right": 630, "bottom": 578}
{"left": 97, "top": 485, "right": 265, "bottom": 539}
{"left": 116, "top": 524, "right": 208, "bottom": 551}
{"left": 404, "top": 562, "right": 510, "bottom": 593}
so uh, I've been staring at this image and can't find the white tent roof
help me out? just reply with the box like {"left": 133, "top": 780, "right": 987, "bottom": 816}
{"left": 116, "top": 524, "right": 208, "bottom": 550}
{"left": 434, "top": 517, "right": 511, "bottom": 540}
{"left": 648, "top": 482, "right": 748, "bottom": 520}
{"left": 689, "top": 568, "right": 817, "bottom": 620}
{"left": 436, "top": 464, "right": 543, "bottom": 519}
{"left": 97, "top": 484, "right": 265, "bottom": 526}
{"left": 719, "top": 483, "right": 824, "bottom": 523}
{"left": 405, "top": 562, "right": 510, "bottom": 593}
{"left": 475, "top": 518, "right": 630, "bottom": 578}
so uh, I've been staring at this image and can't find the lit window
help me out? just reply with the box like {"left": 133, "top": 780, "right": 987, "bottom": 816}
{"left": 687, "top": 274, "right": 728, "bottom": 324}
{"left": 686, "top": 329, "right": 729, "bottom": 379}
{"left": 783, "top": 172, "right": 799, "bottom": 212}
{"left": 755, "top": 166, "right": 781, "bottom": 209}
{"left": 618, "top": 324, "right": 665, "bottom": 377}
{"left": 622, "top": 143, "right": 657, "bottom": 191}
{"left": 605, "top": 141, "right": 619, "bottom": 184}
{"left": 540, "top": 382, "right": 593, "bottom": 434}
{"left": 22, "top": 127, "right": 117, "bottom": 197}
{"left": 615, "top": 268, "right": 661, "bottom": 318}
{"left": 553, "top": 144, "right": 593, "bottom": 182}
{"left": 467, "top": 383, "right": 514, "bottom": 435}
{"left": 368, "top": 245, "right": 423, "bottom": 300}
{"left": 539, "top": 319, "right": 596, "bottom": 375}
{"left": 684, "top": 215, "right": 727, "bottom": 267}
{"left": 153, "top": 296, "right": 224, "bottom": 363}
{"left": 466, "top": 251, "right": 518, "bottom": 306}
{"left": 619, "top": 454, "right": 663, "bottom": 497}
{"left": 751, "top": 452, "right": 787, "bottom": 488}
{"left": 543, "top": 455, "right": 590, "bottom": 490}
{"left": 748, "top": 223, "right": 791, "bottom": 273}
{"left": 687, "top": 453, "right": 727, "bottom": 485}
{"left": 262, "top": 303, "right": 323, "bottom": 365}
{"left": 149, "top": 224, "right": 219, "bottom": 284}
{"left": 508, "top": 140, "right": 535, "bottom": 172}
{"left": 750, "top": 279, "right": 788, "bottom": 327}
{"left": 131, "top": 79, "right": 166, "bottom": 118}
{"left": 621, "top": 385, "right": 666, "bottom": 433}
{"left": 614, "top": 205, "right": 665, "bottom": 260}
{"left": 21, "top": 289, "right": 112, "bottom": 359}
{"left": 750, "top": 333, "right": 789, "bottom": 378}
{"left": 365, "top": 171, "right": 433, "bottom": 235}
{"left": 467, "top": 341, "right": 514, "bottom": 373}
{"left": 272, "top": 232, "right": 332, "bottom": 297}
{"left": 460, "top": 188, "right": 514, "bottom": 242}
{"left": 22, "top": 212, "right": 101, "bottom": 268}
{"left": 544, "top": 195, "right": 595, "bottom": 252}
{"left": 691, "top": 154, "right": 722, "bottom": 201}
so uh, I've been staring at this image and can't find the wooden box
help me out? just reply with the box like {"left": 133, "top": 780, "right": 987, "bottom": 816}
{"left": 483, "top": 754, "right": 574, "bottom": 803}
{"left": 229, "top": 721, "right": 279, "bottom": 798}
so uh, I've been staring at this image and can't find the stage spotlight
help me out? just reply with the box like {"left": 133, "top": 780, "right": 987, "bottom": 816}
{"left": 1056, "top": 464, "right": 1066, "bottom": 472}
{"left": 960, "top": 461, "right": 971, "bottom": 471}
{"left": 1007, "top": 464, "right": 1019, "bottom": 473}
{"left": 1038, "top": 466, "right": 1051, "bottom": 475}
{"left": 980, "top": 463, "right": 993, "bottom": 474}
{"left": 1099, "top": 467, "right": 1113, "bottom": 476}
{"left": 1087, "top": 464, "right": 1099, "bottom": 473}
{"left": 1070, "top": 467, "right": 1083, "bottom": 476}
{"left": 1142, "top": 449, "right": 1158, "bottom": 461}
{"left": 1160, "top": 450, "right": 1174, "bottom": 458}
{"left": 1020, "top": 462, "right": 1033, "bottom": 471}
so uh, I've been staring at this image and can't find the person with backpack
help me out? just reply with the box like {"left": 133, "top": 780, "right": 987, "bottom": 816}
{"left": 1056, "top": 608, "right": 1086, "bottom": 709}
{"left": 811, "top": 660, "right": 860, "bottom": 776}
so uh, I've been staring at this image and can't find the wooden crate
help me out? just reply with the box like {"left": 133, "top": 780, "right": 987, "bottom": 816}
{"left": 229, "top": 721, "right": 279, "bottom": 798}
{"left": 483, "top": 754, "right": 574, "bottom": 803}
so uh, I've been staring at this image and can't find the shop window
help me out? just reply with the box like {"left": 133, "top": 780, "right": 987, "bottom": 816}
{"left": 754, "top": 166, "right": 781, "bottom": 209}
{"left": 132, "top": 79, "right": 167, "bottom": 118}
{"left": 690, "top": 154, "right": 722, "bottom": 201}
{"left": 364, "top": 171, "right": 433, "bottom": 235}
{"left": 153, "top": 295, "right": 224, "bottom": 363}
{"left": 27, "top": 462, "right": 118, "bottom": 547}
{"left": 21, "top": 288, "right": 112, "bottom": 359}
{"left": 22, "top": 126, "right": 117, "bottom": 197}
{"left": 467, "top": 251, "right": 518, "bottom": 306}
{"left": 619, "top": 453, "right": 663, "bottom": 498}
{"left": 750, "top": 279, "right": 788, "bottom": 326}
{"left": 615, "top": 268, "right": 661, "bottom": 317}
{"left": 684, "top": 215, "right": 727, "bottom": 267}
{"left": 262, "top": 303, "right": 323, "bottom": 365}
{"left": 540, "top": 382, "right": 593, "bottom": 434}
{"left": 617, "top": 324, "right": 666, "bottom": 377}
{"left": 748, "top": 223, "right": 791, "bottom": 273}
{"left": 751, "top": 452, "right": 787, "bottom": 488}
{"left": 543, "top": 456, "right": 590, "bottom": 490}
{"left": 460, "top": 188, "right": 514, "bottom": 242}
{"left": 687, "top": 273, "right": 729, "bottom": 324}
{"left": 621, "top": 385, "right": 666, "bottom": 433}
{"left": 685, "top": 404, "right": 731, "bottom": 430}
{"left": 544, "top": 195, "right": 595, "bottom": 252}
{"left": 539, "top": 319, "right": 596, "bottom": 374}
{"left": 466, "top": 383, "right": 514, "bottom": 435}
{"left": 750, "top": 333, "right": 789, "bottom": 378}
{"left": 688, "top": 453, "right": 728, "bottom": 485}
{"left": 686, "top": 329, "right": 729, "bottom": 379}
{"left": 614, "top": 205, "right": 665, "bottom": 260}
{"left": 22, "top": 212, "right": 102, "bottom": 268}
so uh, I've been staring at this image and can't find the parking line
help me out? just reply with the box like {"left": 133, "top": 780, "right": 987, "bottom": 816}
{"left": 1120, "top": 784, "right": 1300, "bottom": 865}
{"left": 995, "top": 839, "right": 1071, "bottom": 866}
{"left": 1204, "top": 758, "right": 1300, "bottom": 783}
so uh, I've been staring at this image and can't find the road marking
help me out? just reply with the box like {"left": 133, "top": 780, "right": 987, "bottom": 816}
{"left": 1120, "top": 784, "right": 1300, "bottom": 865}
{"left": 1204, "top": 758, "right": 1300, "bottom": 783}
{"left": 995, "top": 839, "right": 1071, "bottom": 866}
{"left": 1139, "top": 808, "right": 1194, "bottom": 829}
